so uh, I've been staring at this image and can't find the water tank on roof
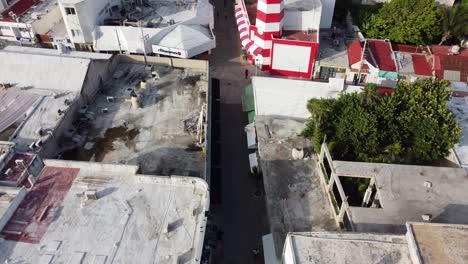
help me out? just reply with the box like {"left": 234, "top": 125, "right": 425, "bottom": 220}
{"left": 450, "top": 45, "right": 461, "bottom": 55}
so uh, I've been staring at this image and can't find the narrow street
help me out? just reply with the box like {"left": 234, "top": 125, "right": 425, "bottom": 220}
{"left": 208, "top": 0, "right": 270, "bottom": 263}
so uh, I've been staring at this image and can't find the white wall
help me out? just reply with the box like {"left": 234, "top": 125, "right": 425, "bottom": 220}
{"left": 282, "top": 235, "right": 295, "bottom": 264}
{"left": 60, "top": 0, "right": 117, "bottom": 44}
{"left": 283, "top": 9, "right": 321, "bottom": 31}
{"left": 320, "top": 0, "right": 336, "bottom": 29}
{"left": 0, "top": 187, "right": 27, "bottom": 232}
{"left": 0, "top": 0, "right": 7, "bottom": 13}
{"left": 31, "top": 5, "right": 63, "bottom": 35}
{"left": 271, "top": 43, "right": 311, "bottom": 73}
{"left": 44, "top": 159, "right": 139, "bottom": 174}
{"left": 0, "top": 21, "right": 32, "bottom": 41}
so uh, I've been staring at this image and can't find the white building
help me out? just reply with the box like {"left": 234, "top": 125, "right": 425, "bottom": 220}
{"left": 281, "top": 223, "right": 468, "bottom": 264}
{"left": 58, "top": 0, "right": 215, "bottom": 58}
{"left": 0, "top": 0, "right": 64, "bottom": 45}
{"left": 0, "top": 47, "right": 113, "bottom": 157}
{"left": 0, "top": 159, "right": 209, "bottom": 264}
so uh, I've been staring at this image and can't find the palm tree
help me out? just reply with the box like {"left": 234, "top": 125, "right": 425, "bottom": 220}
{"left": 439, "top": 4, "right": 468, "bottom": 45}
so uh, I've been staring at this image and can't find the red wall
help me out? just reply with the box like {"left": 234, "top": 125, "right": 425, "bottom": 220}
{"left": 269, "top": 38, "right": 319, "bottom": 79}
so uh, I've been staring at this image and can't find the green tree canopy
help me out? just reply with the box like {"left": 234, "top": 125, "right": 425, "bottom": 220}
{"left": 363, "top": 0, "right": 444, "bottom": 45}
{"left": 439, "top": 3, "right": 468, "bottom": 45}
{"left": 303, "top": 80, "right": 462, "bottom": 164}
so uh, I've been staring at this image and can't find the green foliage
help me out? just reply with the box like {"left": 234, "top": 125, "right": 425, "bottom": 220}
{"left": 303, "top": 79, "right": 462, "bottom": 164}
{"left": 363, "top": 0, "right": 444, "bottom": 45}
{"left": 439, "top": 3, "right": 468, "bottom": 45}
{"left": 350, "top": 4, "right": 382, "bottom": 30}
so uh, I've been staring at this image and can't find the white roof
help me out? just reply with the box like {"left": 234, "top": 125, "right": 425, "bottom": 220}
{"left": 284, "top": 232, "right": 411, "bottom": 264}
{"left": 0, "top": 160, "right": 209, "bottom": 264}
{"left": 252, "top": 77, "right": 362, "bottom": 119}
{"left": 94, "top": 24, "right": 214, "bottom": 57}
{"left": 3, "top": 46, "right": 112, "bottom": 60}
{"left": 93, "top": 26, "right": 163, "bottom": 53}
{"left": 155, "top": 25, "right": 213, "bottom": 51}
{"left": 0, "top": 50, "right": 91, "bottom": 92}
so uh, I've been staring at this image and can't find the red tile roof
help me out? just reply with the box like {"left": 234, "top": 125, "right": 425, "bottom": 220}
{"left": 1, "top": 166, "right": 80, "bottom": 243}
{"left": 378, "top": 87, "right": 395, "bottom": 96}
{"left": 348, "top": 39, "right": 363, "bottom": 66}
{"left": 392, "top": 44, "right": 430, "bottom": 54}
{"left": 368, "top": 40, "right": 397, "bottom": 72}
{"left": 431, "top": 45, "right": 468, "bottom": 57}
{"left": 431, "top": 45, "right": 468, "bottom": 82}
{"left": 411, "top": 55, "right": 433, "bottom": 76}
{"left": 0, "top": 0, "right": 38, "bottom": 22}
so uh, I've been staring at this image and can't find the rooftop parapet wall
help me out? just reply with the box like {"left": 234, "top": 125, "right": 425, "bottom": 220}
{"left": 0, "top": 186, "right": 27, "bottom": 234}
{"left": 43, "top": 159, "right": 139, "bottom": 175}
{"left": 117, "top": 54, "right": 209, "bottom": 72}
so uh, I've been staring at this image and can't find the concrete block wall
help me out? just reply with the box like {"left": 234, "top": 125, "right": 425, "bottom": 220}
{"left": 0, "top": 187, "right": 27, "bottom": 232}
{"left": 31, "top": 5, "right": 63, "bottom": 35}
{"left": 43, "top": 159, "right": 139, "bottom": 175}
{"left": 117, "top": 55, "right": 209, "bottom": 72}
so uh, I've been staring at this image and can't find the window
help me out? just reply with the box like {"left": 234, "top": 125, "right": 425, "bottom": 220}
{"left": 19, "top": 28, "right": 29, "bottom": 33}
{"left": 71, "top": 29, "right": 81, "bottom": 37}
{"left": 0, "top": 26, "right": 9, "bottom": 30}
{"left": 65, "top": 7, "right": 76, "bottom": 15}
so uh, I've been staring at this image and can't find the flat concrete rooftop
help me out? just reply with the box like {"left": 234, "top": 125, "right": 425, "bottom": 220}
{"left": 0, "top": 160, "right": 209, "bottom": 263}
{"left": 0, "top": 88, "right": 77, "bottom": 152}
{"left": 62, "top": 62, "right": 208, "bottom": 178}
{"left": 317, "top": 31, "right": 349, "bottom": 68}
{"left": 255, "top": 115, "right": 338, "bottom": 257}
{"left": 333, "top": 160, "right": 468, "bottom": 233}
{"left": 285, "top": 232, "right": 411, "bottom": 264}
{"left": 408, "top": 222, "right": 468, "bottom": 264}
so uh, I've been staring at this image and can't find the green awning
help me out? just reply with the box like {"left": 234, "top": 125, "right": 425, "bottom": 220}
{"left": 248, "top": 111, "right": 255, "bottom": 123}
{"left": 242, "top": 84, "right": 255, "bottom": 112}
{"left": 378, "top": 71, "right": 398, "bottom": 80}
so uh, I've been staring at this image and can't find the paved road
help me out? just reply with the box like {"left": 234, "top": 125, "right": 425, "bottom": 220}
{"left": 209, "top": 0, "right": 270, "bottom": 263}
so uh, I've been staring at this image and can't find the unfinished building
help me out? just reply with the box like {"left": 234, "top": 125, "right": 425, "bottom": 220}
{"left": 59, "top": 55, "right": 210, "bottom": 179}
{"left": 317, "top": 142, "right": 468, "bottom": 233}
{"left": 0, "top": 46, "right": 210, "bottom": 180}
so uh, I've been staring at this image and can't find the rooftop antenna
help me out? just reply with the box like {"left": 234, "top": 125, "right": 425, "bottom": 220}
{"left": 139, "top": 21, "right": 148, "bottom": 65}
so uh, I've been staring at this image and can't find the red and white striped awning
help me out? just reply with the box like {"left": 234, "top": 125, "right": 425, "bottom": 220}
{"left": 235, "top": 6, "right": 262, "bottom": 56}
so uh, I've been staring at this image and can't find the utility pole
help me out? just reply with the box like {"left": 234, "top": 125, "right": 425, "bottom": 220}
{"left": 255, "top": 57, "right": 259, "bottom": 76}
{"left": 139, "top": 21, "right": 148, "bottom": 65}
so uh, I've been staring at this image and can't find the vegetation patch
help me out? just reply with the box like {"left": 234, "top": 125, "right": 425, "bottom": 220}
{"left": 302, "top": 79, "right": 462, "bottom": 165}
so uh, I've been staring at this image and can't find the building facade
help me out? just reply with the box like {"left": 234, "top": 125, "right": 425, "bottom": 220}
{"left": 236, "top": 0, "right": 336, "bottom": 79}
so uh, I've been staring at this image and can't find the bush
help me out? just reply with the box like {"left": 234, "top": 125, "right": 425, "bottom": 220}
{"left": 304, "top": 79, "right": 462, "bottom": 164}
{"left": 362, "top": 0, "right": 444, "bottom": 45}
